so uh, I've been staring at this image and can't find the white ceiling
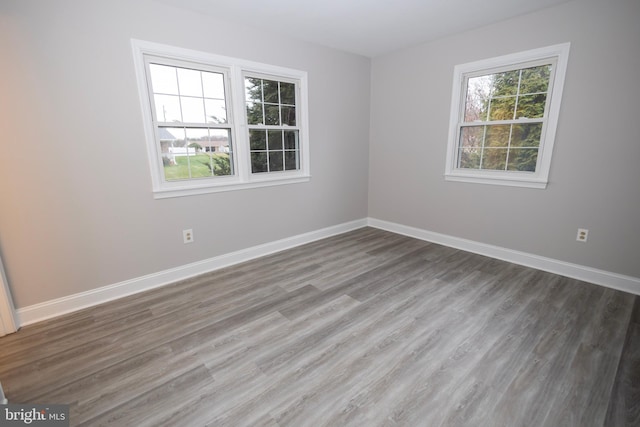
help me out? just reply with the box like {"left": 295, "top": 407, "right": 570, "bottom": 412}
{"left": 155, "top": 0, "right": 574, "bottom": 57}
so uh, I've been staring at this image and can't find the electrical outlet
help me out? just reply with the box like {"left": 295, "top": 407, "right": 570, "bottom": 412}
{"left": 576, "top": 228, "right": 588, "bottom": 243}
{"left": 183, "top": 229, "right": 194, "bottom": 244}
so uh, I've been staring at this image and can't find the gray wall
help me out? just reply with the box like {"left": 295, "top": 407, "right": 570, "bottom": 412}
{"left": 369, "top": 0, "right": 640, "bottom": 278}
{"left": 0, "top": 0, "right": 371, "bottom": 307}
{"left": 2, "top": 0, "right": 638, "bottom": 310}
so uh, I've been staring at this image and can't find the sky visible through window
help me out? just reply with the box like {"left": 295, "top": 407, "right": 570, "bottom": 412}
{"left": 149, "top": 63, "right": 228, "bottom": 132}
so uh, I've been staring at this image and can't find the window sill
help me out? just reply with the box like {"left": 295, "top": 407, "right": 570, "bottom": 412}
{"left": 153, "top": 174, "right": 310, "bottom": 199}
{"left": 444, "top": 173, "right": 548, "bottom": 189}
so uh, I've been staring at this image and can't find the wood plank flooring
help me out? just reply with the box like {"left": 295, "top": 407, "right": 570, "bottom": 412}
{"left": 605, "top": 298, "right": 640, "bottom": 426}
{"left": 0, "top": 227, "right": 637, "bottom": 426}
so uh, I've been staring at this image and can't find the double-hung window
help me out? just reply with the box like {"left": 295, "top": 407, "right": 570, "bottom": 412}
{"left": 147, "top": 59, "right": 234, "bottom": 181}
{"left": 245, "top": 75, "right": 300, "bottom": 174}
{"left": 131, "top": 40, "right": 310, "bottom": 198}
{"left": 445, "top": 43, "right": 570, "bottom": 188}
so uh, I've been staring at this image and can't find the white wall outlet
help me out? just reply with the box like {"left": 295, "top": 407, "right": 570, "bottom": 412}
{"left": 576, "top": 228, "right": 588, "bottom": 242}
{"left": 183, "top": 229, "right": 194, "bottom": 244}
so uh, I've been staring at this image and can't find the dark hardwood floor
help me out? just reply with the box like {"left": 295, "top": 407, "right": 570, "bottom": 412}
{"left": 0, "top": 227, "right": 637, "bottom": 426}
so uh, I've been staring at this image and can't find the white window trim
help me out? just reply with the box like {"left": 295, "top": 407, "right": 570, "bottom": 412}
{"left": 444, "top": 43, "right": 571, "bottom": 189}
{"left": 131, "top": 39, "right": 310, "bottom": 199}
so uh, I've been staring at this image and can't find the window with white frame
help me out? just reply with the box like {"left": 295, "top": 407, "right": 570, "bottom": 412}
{"left": 131, "top": 40, "right": 310, "bottom": 198}
{"left": 245, "top": 75, "right": 300, "bottom": 173}
{"left": 147, "top": 60, "right": 234, "bottom": 181}
{"left": 445, "top": 43, "right": 570, "bottom": 189}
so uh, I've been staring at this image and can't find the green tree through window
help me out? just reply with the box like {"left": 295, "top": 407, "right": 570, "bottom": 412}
{"left": 459, "top": 64, "right": 551, "bottom": 172}
{"left": 445, "top": 43, "right": 570, "bottom": 189}
{"left": 245, "top": 77, "right": 300, "bottom": 174}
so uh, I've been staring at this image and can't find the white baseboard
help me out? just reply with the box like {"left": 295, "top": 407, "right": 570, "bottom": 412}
{"left": 368, "top": 217, "right": 640, "bottom": 296}
{"left": 17, "top": 219, "right": 368, "bottom": 326}
{"left": 16, "top": 216, "right": 639, "bottom": 326}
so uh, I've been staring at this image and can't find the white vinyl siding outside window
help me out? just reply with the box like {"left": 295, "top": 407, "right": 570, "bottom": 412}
{"left": 131, "top": 40, "right": 310, "bottom": 198}
{"left": 445, "top": 43, "right": 570, "bottom": 189}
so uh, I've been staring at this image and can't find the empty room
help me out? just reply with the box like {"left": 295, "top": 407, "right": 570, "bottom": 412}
{"left": 0, "top": 0, "right": 639, "bottom": 425}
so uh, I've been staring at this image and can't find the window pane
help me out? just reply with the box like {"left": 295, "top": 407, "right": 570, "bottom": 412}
{"left": 251, "top": 152, "right": 268, "bottom": 173}
{"left": 263, "top": 80, "right": 279, "bottom": 103}
{"left": 269, "top": 151, "right": 284, "bottom": 171}
{"left": 154, "top": 94, "right": 182, "bottom": 122}
{"left": 245, "top": 77, "right": 262, "bottom": 103}
{"left": 211, "top": 153, "right": 232, "bottom": 176}
{"left": 485, "top": 125, "right": 510, "bottom": 147}
{"left": 160, "top": 127, "right": 186, "bottom": 143}
{"left": 284, "top": 151, "right": 299, "bottom": 170}
{"left": 153, "top": 65, "right": 229, "bottom": 126}
{"left": 281, "top": 106, "right": 296, "bottom": 126}
{"left": 161, "top": 127, "right": 189, "bottom": 181}
{"left": 265, "top": 105, "right": 280, "bottom": 125}
{"left": 209, "top": 128, "right": 231, "bottom": 153}
{"left": 458, "top": 148, "right": 481, "bottom": 169}
{"left": 516, "top": 93, "right": 546, "bottom": 119}
{"left": 510, "top": 123, "right": 542, "bottom": 147}
{"left": 161, "top": 127, "right": 233, "bottom": 180}
{"left": 205, "top": 129, "right": 233, "bottom": 176}
{"left": 284, "top": 130, "right": 298, "bottom": 149}
{"left": 180, "top": 97, "right": 206, "bottom": 123}
{"left": 489, "top": 96, "right": 516, "bottom": 121}
{"left": 481, "top": 148, "right": 507, "bottom": 170}
{"left": 246, "top": 102, "right": 263, "bottom": 125}
{"left": 202, "top": 72, "right": 225, "bottom": 99}
{"left": 185, "top": 128, "right": 213, "bottom": 178}
{"left": 460, "top": 126, "right": 483, "bottom": 148}
{"left": 250, "top": 130, "right": 266, "bottom": 150}
{"left": 185, "top": 128, "right": 209, "bottom": 143}
{"left": 464, "top": 75, "right": 491, "bottom": 122}
{"left": 280, "top": 82, "right": 296, "bottom": 105}
{"left": 177, "top": 68, "right": 203, "bottom": 97}
{"left": 164, "top": 156, "right": 192, "bottom": 180}
{"left": 491, "top": 70, "right": 519, "bottom": 97}
{"left": 204, "top": 99, "right": 227, "bottom": 124}
{"left": 507, "top": 148, "right": 538, "bottom": 172}
{"left": 268, "top": 130, "right": 283, "bottom": 150}
{"left": 244, "top": 75, "right": 302, "bottom": 175}
{"left": 519, "top": 65, "right": 551, "bottom": 94}
{"left": 159, "top": 127, "right": 184, "bottom": 152}
{"left": 149, "top": 64, "right": 178, "bottom": 95}
{"left": 201, "top": 127, "right": 232, "bottom": 152}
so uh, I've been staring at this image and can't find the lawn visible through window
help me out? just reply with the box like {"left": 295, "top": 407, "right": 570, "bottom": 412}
{"left": 158, "top": 128, "right": 232, "bottom": 180}
{"left": 132, "top": 39, "right": 310, "bottom": 197}
{"left": 148, "top": 63, "right": 233, "bottom": 181}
